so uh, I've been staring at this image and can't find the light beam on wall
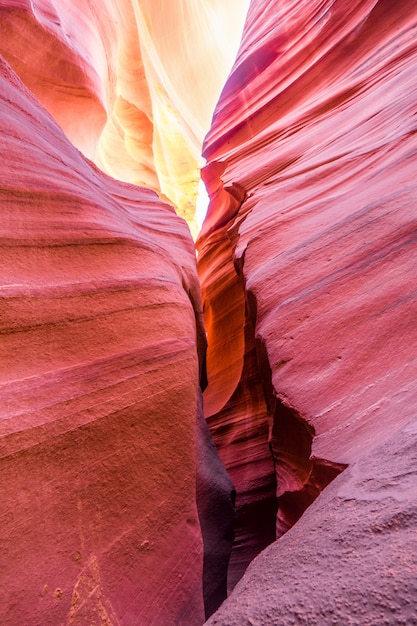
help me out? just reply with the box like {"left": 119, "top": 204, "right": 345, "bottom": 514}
{"left": 196, "top": 177, "right": 210, "bottom": 232}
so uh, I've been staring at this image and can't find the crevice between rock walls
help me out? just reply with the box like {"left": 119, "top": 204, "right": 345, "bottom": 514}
{"left": 197, "top": 218, "right": 277, "bottom": 594}
{"left": 245, "top": 289, "right": 348, "bottom": 538}
{"left": 197, "top": 185, "right": 347, "bottom": 603}
{"left": 183, "top": 274, "right": 236, "bottom": 620}
{"left": 196, "top": 390, "right": 235, "bottom": 620}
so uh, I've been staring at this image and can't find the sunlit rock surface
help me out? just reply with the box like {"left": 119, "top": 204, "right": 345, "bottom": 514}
{"left": 3, "top": 0, "right": 417, "bottom": 623}
{"left": 0, "top": 0, "right": 250, "bottom": 235}
{"left": 199, "top": 0, "right": 417, "bottom": 620}
{"left": 0, "top": 56, "right": 235, "bottom": 626}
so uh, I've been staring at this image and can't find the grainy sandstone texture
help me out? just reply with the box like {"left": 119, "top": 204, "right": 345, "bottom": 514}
{"left": 0, "top": 56, "right": 233, "bottom": 626}
{"left": 199, "top": 0, "right": 417, "bottom": 621}
{"left": 2, "top": 0, "right": 417, "bottom": 624}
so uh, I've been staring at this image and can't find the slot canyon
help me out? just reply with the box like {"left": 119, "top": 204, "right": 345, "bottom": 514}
{"left": 1, "top": 1, "right": 417, "bottom": 625}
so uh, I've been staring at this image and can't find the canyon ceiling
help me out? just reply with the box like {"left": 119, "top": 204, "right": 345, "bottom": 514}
{"left": 1, "top": 1, "right": 417, "bottom": 626}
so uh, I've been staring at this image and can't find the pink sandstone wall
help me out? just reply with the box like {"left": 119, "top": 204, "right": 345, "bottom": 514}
{"left": 0, "top": 2, "right": 251, "bottom": 622}
{"left": 2, "top": 0, "right": 417, "bottom": 624}
{"left": 199, "top": 0, "right": 417, "bottom": 622}
{"left": 0, "top": 55, "right": 234, "bottom": 625}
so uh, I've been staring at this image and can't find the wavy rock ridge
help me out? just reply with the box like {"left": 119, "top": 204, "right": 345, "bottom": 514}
{"left": 0, "top": 2, "right": 252, "bottom": 624}
{"left": 0, "top": 54, "right": 218, "bottom": 625}
{"left": 0, "top": 0, "right": 249, "bottom": 236}
{"left": 2, "top": 1, "right": 417, "bottom": 625}
{"left": 199, "top": 0, "right": 417, "bottom": 623}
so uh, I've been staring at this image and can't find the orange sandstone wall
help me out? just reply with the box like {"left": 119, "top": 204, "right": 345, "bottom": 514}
{"left": 0, "top": 2, "right": 254, "bottom": 622}
{"left": 199, "top": 0, "right": 417, "bottom": 619}
{"left": 0, "top": 0, "right": 249, "bottom": 235}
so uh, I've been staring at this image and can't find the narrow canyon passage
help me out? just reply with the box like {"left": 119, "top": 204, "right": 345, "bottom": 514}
{"left": 196, "top": 211, "right": 346, "bottom": 590}
{"left": 2, "top": 2, "right": 417, "bottom": 626}
{"left": 196, "top": 162, "right": 348, "bottom": 594}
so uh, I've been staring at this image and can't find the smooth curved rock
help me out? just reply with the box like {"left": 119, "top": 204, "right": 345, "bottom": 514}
{"left": 198, "top": 0, "right": 417, "bottom": 613}
{"left": 206, "top": 418, "right": 417, "bottom": 625}
{"left": 197, "top": 226, "right": 277, "bottom": 588}
{"left": 0, "top": 0, "right": 250, "bottom": 234}
{"left": 0, "top": 55, "right": 231, "bottom": 626}
{"left": 4, "top": 0, "right": 417, "bottom": 622}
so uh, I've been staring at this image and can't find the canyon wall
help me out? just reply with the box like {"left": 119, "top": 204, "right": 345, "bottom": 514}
{"left": 2, "top": 0, "right": 417, "bottom": 624}
{"left": 0, "top": 2, "right": 252, "bottom": 624}
{"left": 199, "top": 0, "right": 417, "bottom": 622}
{"left": 0, "top": 0, "right": 249, "bottom": 235}
{"left": 0, "top": 53, "right": 234, "bottom": 626}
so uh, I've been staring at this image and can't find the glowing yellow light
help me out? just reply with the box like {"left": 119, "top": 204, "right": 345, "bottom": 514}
{"left": 196, "top": 177, "right": 210, "bottom": 232}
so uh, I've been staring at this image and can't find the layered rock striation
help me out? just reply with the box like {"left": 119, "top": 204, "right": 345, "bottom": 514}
{"left": 0, "top": 2, "right": 253, "bottom": 623}
{"left": 2, "top": 0, "right": 417, "bottom": 624}
{"left": 0, "top": 0, "right": 250, "bottom": 235}
{"left": 199, "top": 0, "right": 417, "bottom": 622}
{"left": 0, "top": 55, "right": 235, "bottom": 625}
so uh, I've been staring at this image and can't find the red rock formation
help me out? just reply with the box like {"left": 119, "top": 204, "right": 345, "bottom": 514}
{"left": 199, "top": 0, "right": 417, "bottom": 620}
{"left": 198, "top": 224, "right": 277, "bottom": 588}
{"left": 4, "top": 0, "right": 417, "bottom": 622}
{"left": 0, "top": 56, "right": 235, "bottom": 626}
{"left": 0, "top": 0, "right": 250, "bottom": 235}
{"left": 206, "top": 421, "right": 417, "bottom": 625}
{"left": 0, "top": 2, "right": 256, "bottom": 622}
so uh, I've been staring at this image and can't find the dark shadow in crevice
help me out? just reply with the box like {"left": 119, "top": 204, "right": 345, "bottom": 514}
{"left": 271, "top": 400, "right": 347, "bottom": 537}
{"left": 246, "top": 288, "right": 347, "bottom": 542}
{"left": 196, "top": 390, "right": 236, "bottom": 620}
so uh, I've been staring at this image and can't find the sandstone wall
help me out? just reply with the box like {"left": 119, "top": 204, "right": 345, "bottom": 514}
{"left": 198, "top": 0, "right": 417, "bottom": 617}
{"left": 0, "top": 55, "right": 234, "bottom": 625}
